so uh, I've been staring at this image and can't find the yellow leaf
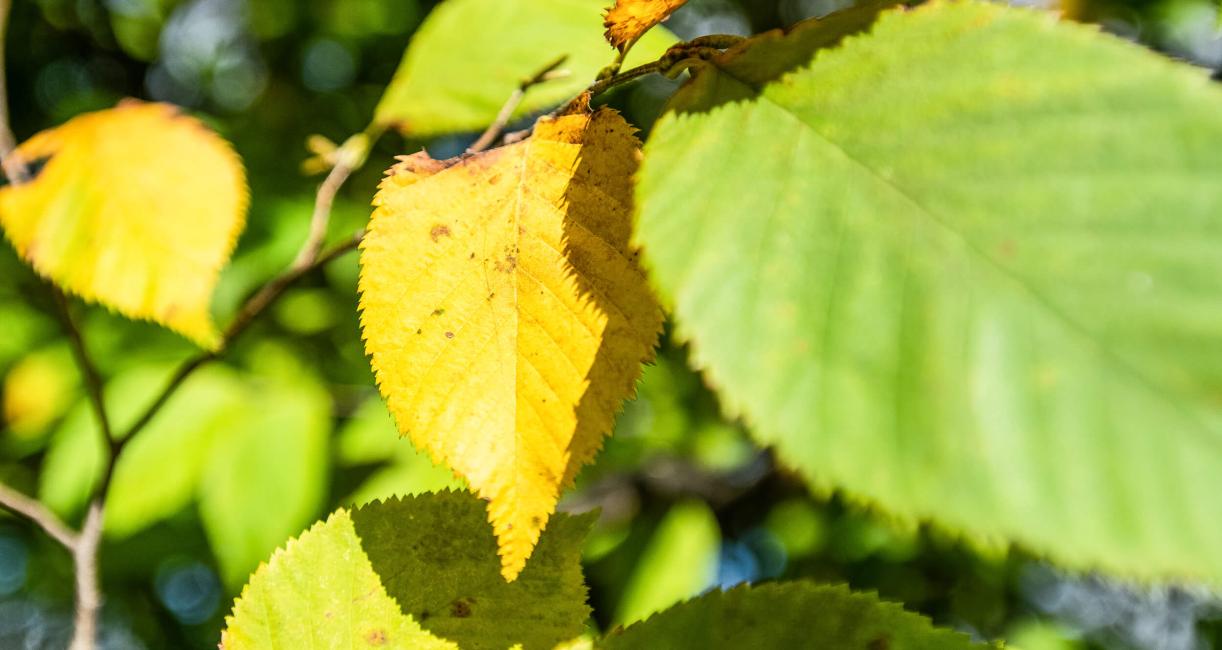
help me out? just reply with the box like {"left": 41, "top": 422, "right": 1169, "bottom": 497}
{"left": 359, "top": 108, "right": 662, "bottom": 580}
{"left": 604, "top": 0, "right": 688, "bottom": 53}
{"left": 0, "top": 101, "right": 248, "bottom": 349}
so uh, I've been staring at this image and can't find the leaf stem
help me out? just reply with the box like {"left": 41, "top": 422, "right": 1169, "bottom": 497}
{"left": 468, "top": 55, "right": 570, "bottom": 154}
{"left": 0, "top": 0, "right": 26, "bottom": 184}
{"left": 0, "top": 483, "right": 77, "bottom": 548}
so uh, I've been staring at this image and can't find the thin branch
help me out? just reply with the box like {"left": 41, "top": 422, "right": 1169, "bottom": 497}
{"left": 51, "top": 289, "right": 114, "bottom": 445}
{"left": 0, "top": 484, "right": 77, "bottom": 548}
{"left": 556, "top": 59, "right": 668, "bottom": 116}
{"left": 468, "top": 55, "right": 570, "bottom": 154}
{"left": 113, "top": 230, "right": 365, "bottom": 450}
{"left": 67, "top": 503, "right": 102, "bottom": 650}
{"left": 0, "top": 0, "right": 26, "bottom": 184}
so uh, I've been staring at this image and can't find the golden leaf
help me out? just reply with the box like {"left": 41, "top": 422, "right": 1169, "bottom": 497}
{"left": 0, "top": 101, "right": 248, "bottom": 349}
{"left": 604, "top": 0, "right": 688, "bottom": 53}
{"left": 359, "top": 108, "right": 662, "bottom": 580}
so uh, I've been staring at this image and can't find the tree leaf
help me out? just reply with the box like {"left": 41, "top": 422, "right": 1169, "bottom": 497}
{"left": 603, "top": 0, "right": 687, "bottom": 53}
{"left": 37, "top": 364, "right": 244, "bottom": 530}
{"left": 220, "top": 509, "right": 458, "bottom": 650}
{"left": 359, "top": 108, "right": 662, "bottom": 579}
{"left": 373, "top": 0, "right": 676, "bottom": 137}
{"left": 0, "top": 101, "right": 247, "bottom": 349}
{"left": 635, "top": 0, "right": 1222, "bottom": 582}
{"left": 199, "top": 354, "right": 332, "bottom": 587}
{"left": 613, "top": 500, "right": 719, "bottom": 626}
{"left": 351, "top": 492, "right": 595, "bottom": 650}
{"left": 600, "top": 583, "right": 983, "bottom": 649}
{"left": 337, "top": 397, "right": 464, "bottom": 506}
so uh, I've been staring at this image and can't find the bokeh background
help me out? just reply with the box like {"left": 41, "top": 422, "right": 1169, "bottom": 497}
{"left": 1, "top": 0, "right": 1220, "bottom": 648}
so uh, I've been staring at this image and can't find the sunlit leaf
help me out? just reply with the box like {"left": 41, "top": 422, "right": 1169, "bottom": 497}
{"left": 603, "top": 0, "right": 687, "bottom": 53}
{"left": 199, "top": 354, "right": 332, "bottom": 587}
{"left": 38, "top": 364, "right": 244, "bottom": 529}
{"left": 374, "top": 0, "right": 676, "bottom": 137}
{"left": 221, "top": 509, "right": 458, "bottom": 650}
{"left": 360, "top": 108, "right": 662, "bottom": 579}
{"left": 636, "top": 0, "right": 1222, "bottom": 581}
{"left": 0, "top": 101, "right": 248, "bottom": 349}
{"left": 337, "top": 397, "right": 463, "bottom": 506}
{"left": 600, "top": 583, "right": 983, "bottom": 648}
{"left": 614, "top": 500, "right": 719, "bottom": 625}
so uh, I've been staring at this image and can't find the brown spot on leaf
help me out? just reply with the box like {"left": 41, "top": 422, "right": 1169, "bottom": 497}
{"left": 429, "top": 224, "right": 452, "bottom": 242}
{"left": 867, "top": 635, "right": 890, "bottom": 650}
{"left": 432, "top": 308, "right": 445, "bottom": 316}
{"left": 445, "top": 331, "right": 454, "bottom": 339}
{"left": 450, "top": 598, "right": 474, "bottom": 618}
{"left": 365, "top": 629, "right": 388, "bottom": 645}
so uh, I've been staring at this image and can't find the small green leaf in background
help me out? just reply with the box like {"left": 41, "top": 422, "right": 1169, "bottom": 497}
{"left": 38, "top": 364, "right": 245, "bottom": 529}
{"left": 600, "top": 582, "right": 984, "bottom": 649}
{"left": 373, "top": 0, "right": 676, "bottom": 137}
{"left": 199, "top": 350, "right": 332, "bottom": 588}
{"left": 351, "top": 492, "right": 595, "bottom": 650}
{"left": 636, "top": 0, "right": 1222, "bottom": 583}
{"left": 336, "top": 397, "right": 463, "bottom": 505}
{"left": 614, "top": 500, "right": 719, "bottom": 626}
{"left": 220, "top": 509, "right": 457, "bottom": 650}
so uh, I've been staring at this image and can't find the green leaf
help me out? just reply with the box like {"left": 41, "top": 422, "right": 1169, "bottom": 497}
{"left": 636, "top": 0, "right": 1222, "bottom": 582}
{"left": 614, "top": 500, "right": 719, "bottom": 626}
{"left": 338, "top": 397, "right": 463, "bottom": 506}
{"left": 600, "top": 583, "right": 982, "bottom": 649}
{"left": 199, "top": 358, "right": 332, "bottom": 588}
{"left": 373, "top": 0, "right": 676, "bottom": 137}
{"left": 221, "top": 509, "right": 458, "bottom": 650}
{"left": 38, "top": 364, "right": 245, "bottom": 533}
{"left": 351, "top": 492, "right": 595, "bottom": 650}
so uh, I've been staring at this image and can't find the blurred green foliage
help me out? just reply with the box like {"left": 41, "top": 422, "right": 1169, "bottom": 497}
{"left": 0, "top": 0, "right": 1219, "bottom": 648}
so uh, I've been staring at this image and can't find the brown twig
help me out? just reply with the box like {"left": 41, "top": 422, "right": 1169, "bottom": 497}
{"left": 52, "top": 289, "right": 114, "bottom": 445}
{"left": 0, "top": 483, "right": 77, "bottom": 548}
{"left": 0, "top": 0, "right": 26, "bottom": 184}
{"left": 67, "top": 503, "right": 102, "bottom": 650}
{"left": 468, "top": 55, "right": 570, "bottom": 154}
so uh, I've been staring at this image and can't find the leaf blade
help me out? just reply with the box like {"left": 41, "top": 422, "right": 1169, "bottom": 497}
{"left": 600, "top": 583, "right": 983, "bottom": 649}
{"left": 373, "top": 0, "right": 676, "bottom": 137}
{"left": 360, "top": 108, "right": 662, "bottom": 579}
{"left": 603, "top": 0, "right": 687, "bottom": 52}
{"left": 636, "top": 0, "right": 1222, "bottom": 582}
{"left": 0, "top": 101, "right": 247, "bottom": 349}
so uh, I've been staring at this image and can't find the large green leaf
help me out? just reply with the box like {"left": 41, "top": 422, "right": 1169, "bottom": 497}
{"left": 222, "top": 492, "right": 595, "bottom": 650}
{"left": 636, "top": 0, "right": 1222, "bottom": 582}
{"left": 221, "top": 509, "right": 457, "bottom": 650}
{"left": 600, "top": 583, "right": 982, "bottom": 649}
{"left": 351, "top": 492, "right": 595, "bottom": 650}
{"left": 373, "top": 0, "right": 676, "bottom": 137}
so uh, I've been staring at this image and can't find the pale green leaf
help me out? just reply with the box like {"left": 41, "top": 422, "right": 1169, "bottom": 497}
{"left": 374, "top": 0, "right": 676, "bottom": 137}
{"left": 351, "top": 492, "right": 595, "bottom": 650}
{"left": 199, "top": 358, "right": 332, "bottom": 587}
{"left": 614, "top": 500, "right": 719, "bottom": 626}
{"left": 38, "top": 364, "right": 245, "bottom": 533}
{"left": 221, "top": 509, "right": 457, "bottom": 650}
{"left": 338, "top": 397, "right": 463, "bottom": 506}
{"left": 636, "top": 0, "right": 1222, "bottom": 582}
{"left": 600, "top": 583, "right": 983, "bottom": 649}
